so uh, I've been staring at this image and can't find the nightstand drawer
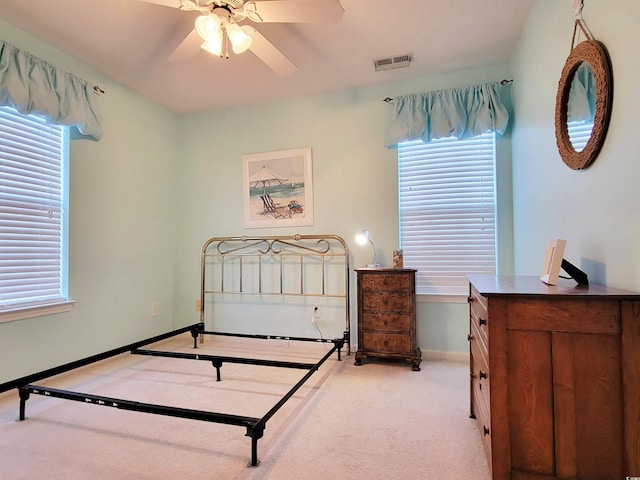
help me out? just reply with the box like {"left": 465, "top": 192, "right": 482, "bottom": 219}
{"left": 362, "top": 332, "right": 411, "bottom": 354}
{"left": 362, "top": 292, "right": 411, "bottom": 312}
{"left": 361, "top": 273, "right": 411, "bottom": 292}
{"left": 362, "top": 312, "right": 410, "bottom": 332}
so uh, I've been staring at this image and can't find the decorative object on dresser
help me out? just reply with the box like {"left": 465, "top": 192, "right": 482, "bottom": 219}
{"left": 392, "top": 248, "right": 403, "bottom": 269}
{"left": 540, "top": 239, "right": 589, "bottom": 286}
{"left": 467, "top": 274, "right": 640, "bottom": 480}
{"left": 355, "top": 268, "right": 421, "bottom": 371}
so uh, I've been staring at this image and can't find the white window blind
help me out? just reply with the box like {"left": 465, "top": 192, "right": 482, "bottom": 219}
{"left": 398, "top": 133, "right": 497, "bottom": 296}
{"left": 0, "top": 105, "right": 68, "bottom": 310}
{"left": 567, "top": 121, "right": 592, "bottom": 152}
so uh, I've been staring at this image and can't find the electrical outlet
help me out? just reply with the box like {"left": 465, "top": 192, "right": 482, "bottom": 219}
{"left": 151, "top": 303, "right": 159, "bottom": 317}
{"left": 195, "top": 298, "right": 201, "bottom": 311}
{"left": 313, "top": 306, "right": 320, "bottom": 319}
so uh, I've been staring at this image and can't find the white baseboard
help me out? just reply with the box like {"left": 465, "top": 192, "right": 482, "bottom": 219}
{"left": 422, "top": 349, "right": 469, "bottom": 363}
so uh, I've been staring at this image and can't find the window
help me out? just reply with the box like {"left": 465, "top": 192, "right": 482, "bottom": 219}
{"left": 0, "top": 105, "right": 70, "bottom": 319}
{"left": 398, "top": 132, "right": 497, "bottom": 296}
{"left": 567, "top": 120, "right": 592, "bottom": 152}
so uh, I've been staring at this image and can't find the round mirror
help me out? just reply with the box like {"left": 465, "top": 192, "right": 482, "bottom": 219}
{"left": 555, "top": 39, "right": 612, "bottom": 170}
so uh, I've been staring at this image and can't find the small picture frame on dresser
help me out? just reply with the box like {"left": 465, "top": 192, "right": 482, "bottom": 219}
{"left": 540, "top": 239, "right": 566, "bottom": 285}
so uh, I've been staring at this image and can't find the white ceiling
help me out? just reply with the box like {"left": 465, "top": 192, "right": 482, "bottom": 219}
{"left": 0, "top": 0, "right": 534, "bottom": 113}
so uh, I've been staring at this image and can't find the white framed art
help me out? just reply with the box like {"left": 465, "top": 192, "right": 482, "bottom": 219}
{"left": 540, "top": 239, "right": 567, "bottom": 285}
{"left": 242, "top": 147, "right": 314, "bottom": 229}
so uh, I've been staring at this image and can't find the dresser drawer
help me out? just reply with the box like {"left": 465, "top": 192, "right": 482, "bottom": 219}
{"left": 362, "top": 312, "right": 410, "bottom": 333}
{"left": 362, "top": 292, "right": 411, "bottom": 312}
{"left": 470, "top": 333, "right": 492, "bottom": 467}
{"left": 361, "top": 273, "right": 411, "bottom": 292}
{"left": 472, "top": 377, "right": 493, "bottom": 469}
{"left": 470, "top": 324, "right": 490, "bottom": 408}
{"left": 362, "top": 332, "right": 412, "bottom": 354}
{"left": 469, "top": 286, "right": 489, "bottom": 347}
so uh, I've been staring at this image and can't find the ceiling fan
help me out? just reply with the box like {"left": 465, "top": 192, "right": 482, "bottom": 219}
{"left": 138, "top": 0, "right": 344, "bottom": 76}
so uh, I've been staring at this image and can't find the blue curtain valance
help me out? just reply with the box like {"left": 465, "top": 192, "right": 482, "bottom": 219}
{"left": 384, "top": 81, "right": 510, "bottom": 147}
{"left": 0, "top": 40, "right": 102, "bottom": 140}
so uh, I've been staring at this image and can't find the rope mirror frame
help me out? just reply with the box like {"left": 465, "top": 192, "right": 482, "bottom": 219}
{"left": 555, "top": 21, "right": 613, "bottom": 170}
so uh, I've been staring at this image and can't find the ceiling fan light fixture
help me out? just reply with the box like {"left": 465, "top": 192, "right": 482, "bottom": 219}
{"left": 195, "top": 14, "right": 221, "bottom": 41}
{"left": 226, "top": 22, "right": 253, "bottom": 54}
{"left": 200, "top": 34, "right": 223, "bottom": 57}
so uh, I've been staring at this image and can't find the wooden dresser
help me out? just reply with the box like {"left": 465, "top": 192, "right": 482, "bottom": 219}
{"left": 467, "top": 274, "right": 640, "bottom": 480}
{"left": 354, "top": 268, "right": 421, "bottom": 371}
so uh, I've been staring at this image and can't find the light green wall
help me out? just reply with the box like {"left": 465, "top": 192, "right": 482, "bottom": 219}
{"left": 173, "top": 67, "right": 514, "bottom": 358}
{"left": 511, "top": 0, "right": 640, "bottom": 290}
{"left": 9, "top": 0, "right": 630, "bottom": 383}
{"left": 0, "top": 20, "right": 180, "bottom": 384}
{"left": 0, "top": 15, "right": 514, "bottom": 385}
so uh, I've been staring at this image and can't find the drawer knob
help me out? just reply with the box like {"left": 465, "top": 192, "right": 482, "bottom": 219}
{"left": 479, "top": 317, "right": 487, "bottom": 326}
{"left": 467, "top": 333, "right": 474, "bottom": 342}
{"left": 479, "top": 370, "right": 487, "bottom": 380}
{"left": 483, "top": 426, "right": 490, "bottom": 436}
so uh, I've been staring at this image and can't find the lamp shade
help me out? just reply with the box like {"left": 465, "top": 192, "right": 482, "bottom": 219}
{"left": 355, "top": 229, "right": 370, "bottom": 245}
{"left": 226, "top": 22, "right": 253, "bottom": 54}
{"left": 355, "top": 229, "right": 379, "bottom": 267}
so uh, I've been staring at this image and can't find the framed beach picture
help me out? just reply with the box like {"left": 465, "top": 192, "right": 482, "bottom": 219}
{"left": 242, "top": 147, "right": 314, "bottom": 229}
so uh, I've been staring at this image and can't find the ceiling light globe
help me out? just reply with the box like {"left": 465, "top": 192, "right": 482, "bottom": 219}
{"left": 226, "top": 23, "right": 253, "bottom": 54}
{"left": 200, "top": 35, "right": 222, "bottom": 57}
{"left": 195, "top": 14, "right": 221, "bottom": 41}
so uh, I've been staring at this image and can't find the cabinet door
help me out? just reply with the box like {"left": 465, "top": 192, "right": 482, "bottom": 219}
{"left": 507, "top": 330, "right": 555, "bottom": 476}
{"left": 552, "top": 332, "right": 624, "bottom": 479}
{"left": 507, "top": 330, "right": 625, "bottom": 479}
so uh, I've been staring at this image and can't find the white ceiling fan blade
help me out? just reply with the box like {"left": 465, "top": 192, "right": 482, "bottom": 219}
{"left": 168, "top": 29, "right": 202, "bottom": 63}
{"left": 246, "top": 28, "right": 297, "bottom": 77}
{"left": 250, "top": 0, "right": 344, "bottom": 23}
{"left": 136, "top": 0, "right": 183, "bottom": 8}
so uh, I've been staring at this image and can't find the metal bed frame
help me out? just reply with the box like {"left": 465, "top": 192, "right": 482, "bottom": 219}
{"left": 0, "top": 234, "right": 350, "bottom": 467}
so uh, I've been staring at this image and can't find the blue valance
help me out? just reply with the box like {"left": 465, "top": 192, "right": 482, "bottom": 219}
{"left": 0, "top": 40, "right": 102, "bottom": 140}
{"left": 384, "top": 81, "right": 510, "bottom": 147}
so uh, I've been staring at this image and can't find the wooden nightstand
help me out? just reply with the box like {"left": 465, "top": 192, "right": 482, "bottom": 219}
{"left": 354, "top": 268, "right": 421, "bottom": 371}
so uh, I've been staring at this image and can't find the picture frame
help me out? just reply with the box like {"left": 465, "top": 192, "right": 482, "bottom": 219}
{"left": 540, "top": 239, "right": 567, "bottom": 285}
{"left": 242, "top": 147, "right": 314, "bottom": 229}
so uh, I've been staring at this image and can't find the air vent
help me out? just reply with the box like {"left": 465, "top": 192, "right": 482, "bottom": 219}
{"left": 374, "top": 53, "right": 413, "bottom": 72}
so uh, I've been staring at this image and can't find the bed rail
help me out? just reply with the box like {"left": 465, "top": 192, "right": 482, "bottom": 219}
{"left": 10, "top": 233, "right": 351, "bottom": 468}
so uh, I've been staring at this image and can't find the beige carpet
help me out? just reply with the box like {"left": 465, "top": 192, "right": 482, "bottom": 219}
{"left": 0, "top": 334, "right": 490, "bottom": 480}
